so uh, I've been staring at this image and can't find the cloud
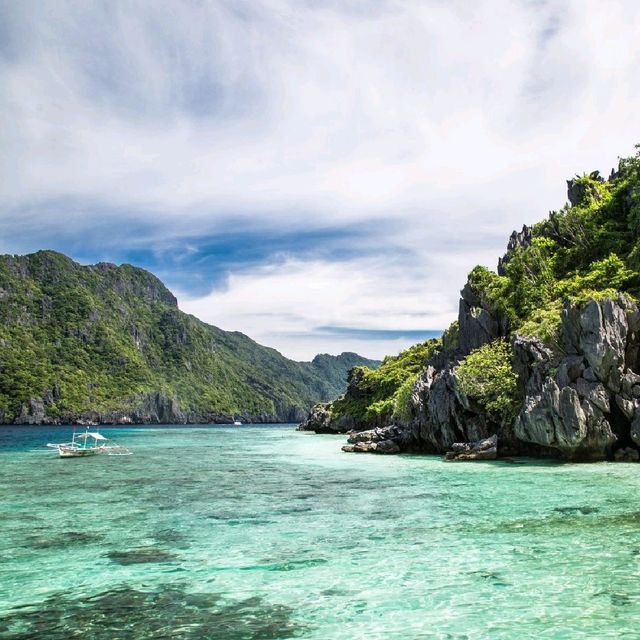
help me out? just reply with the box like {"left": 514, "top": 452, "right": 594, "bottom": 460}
{"left": 1, "top": 0, "right": 640, "bottom": 358}
{"left": 178, "top": 255, "right": 456, "bottom": 359}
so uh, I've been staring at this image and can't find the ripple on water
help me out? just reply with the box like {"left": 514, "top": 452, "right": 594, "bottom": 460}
{"left": 4, "top": 425, "right": 640, "bottom": 639}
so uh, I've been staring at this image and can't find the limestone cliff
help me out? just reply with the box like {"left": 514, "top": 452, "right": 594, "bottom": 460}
{"left": 300, "top": 148, "right": 640, "bottom": 461}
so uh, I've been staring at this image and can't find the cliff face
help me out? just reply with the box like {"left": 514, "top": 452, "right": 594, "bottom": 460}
{"left": 300, "top": 149, "right": 640, "bottom": 461}
{"left": 399, "top": 294, "right": 639, "bottom": 461}
{"left": 301, "top": 289, "right": 640, "bottom": 461}
{"left": 0, "top": 251, "right": 378, "bottom": 425}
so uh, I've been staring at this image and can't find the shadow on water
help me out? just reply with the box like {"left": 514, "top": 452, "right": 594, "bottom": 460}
{"left": 0, "top": 585, "right": 305, "bottom": 639}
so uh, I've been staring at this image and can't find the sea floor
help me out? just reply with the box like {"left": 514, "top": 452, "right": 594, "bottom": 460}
{"left": 1, "top": 424, "right": 640, "bottom": 639}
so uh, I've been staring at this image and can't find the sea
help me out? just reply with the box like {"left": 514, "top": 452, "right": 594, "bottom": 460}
{"left": 1, "top": 424, "right": 640, "bottom": 639}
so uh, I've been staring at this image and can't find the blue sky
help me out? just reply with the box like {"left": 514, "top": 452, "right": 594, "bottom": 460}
{"left": 1, "top": 1, "right": 640, "bottom": 359}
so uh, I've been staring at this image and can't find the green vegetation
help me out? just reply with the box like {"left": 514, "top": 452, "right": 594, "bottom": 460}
{"left": 322, "top": 145, "right": 640, "bottom": 429}
{"left": 467, "top": 147, "right": 640, "bottom": 344}
{"left": 330, "top": 339, "right": 440, "bottom": 424}
{"left": 455, "top": 339, "right": 519, "bottom": 423}
{"left": 0, "top": 251, "right": 378, "bottom": 422}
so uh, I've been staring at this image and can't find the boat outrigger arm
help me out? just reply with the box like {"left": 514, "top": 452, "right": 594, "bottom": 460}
{"left": 47, "top": 429, "right": 132, "bottom": 458}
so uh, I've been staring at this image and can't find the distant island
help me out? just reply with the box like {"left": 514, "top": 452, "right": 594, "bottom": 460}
{"left": 300, "top": 146, "right": 640, "bottom": 462}
{"left": 0, "top": 251, "right": 378, "bottom": 425}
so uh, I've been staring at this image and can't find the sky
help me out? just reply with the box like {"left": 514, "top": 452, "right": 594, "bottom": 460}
{"left": 1, "top": 0, "right": 640, "bottom": 360}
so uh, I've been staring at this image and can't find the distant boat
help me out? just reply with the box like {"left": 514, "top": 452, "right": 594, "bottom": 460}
{"left": 233, "top": 418, "right": 242, "bottom": 425}
{"left": 47, "top": 429, "right": 132, "bottom": 458}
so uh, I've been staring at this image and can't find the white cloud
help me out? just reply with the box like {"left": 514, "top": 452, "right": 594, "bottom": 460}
{"left": 179, "top": 254, "right": 458, "bottom": 360}
{"left": 1, "top": 0, "right": 640, "bottom": 358}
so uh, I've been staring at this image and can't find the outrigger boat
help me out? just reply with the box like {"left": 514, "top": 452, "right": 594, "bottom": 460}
{"left": 47, "top": 428, "right": 132, "bottom": 458}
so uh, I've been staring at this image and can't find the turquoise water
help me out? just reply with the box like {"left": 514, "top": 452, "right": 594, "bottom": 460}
{"left": 1, "top": 424, "right": 640, "bottom": 639}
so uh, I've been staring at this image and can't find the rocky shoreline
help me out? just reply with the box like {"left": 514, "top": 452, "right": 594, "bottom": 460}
{"left": 299, "top": 228, "right": 640, "bottom": 462}
{"left": 2, "top": 391, "right": 307, "bottom": 426}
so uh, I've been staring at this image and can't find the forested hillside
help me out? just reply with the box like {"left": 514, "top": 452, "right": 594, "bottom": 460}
{"left": 0, "top": 251, "right": 378, "bottom": 424}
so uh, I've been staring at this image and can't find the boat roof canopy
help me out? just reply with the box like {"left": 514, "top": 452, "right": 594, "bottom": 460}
{"left": 78, "top": 432, "right": 107, "bottom": 440}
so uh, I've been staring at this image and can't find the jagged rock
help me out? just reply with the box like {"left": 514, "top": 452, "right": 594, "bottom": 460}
{"left": 342, "top": 425, "right": 404, "bottom": 454}
{"left": 376, "top": 439, "right": 401, "bottom": 453}
{"left": 301, "top": 289, "right": 640, "bottom": 462}
{"left": 458, "top": 284, "right": 501, "bottom": 354}
{"left": 562, "top": 297, "right": 628, "bottom": 390}
{"left": 347, "top": 424, "right": 405, "bottom": 444}
{"left": 14, "top": 399, "right": 53, "bottom": 425}
{"left": 445, "top": 434, "right": 497, "bottom": 461}
{"left": 417, "top": 366, "right": 460, "bottom": 451}
{"left": 575, "top": 379, "right": 610, "bottom": 413}
{"left": 512, "top": 336, "right": 553, "bottom": 393}
{"left": 621, "top": 371, "right": 640, "bottom": 398}
{"left": 514, "top": 354, "right": 616, "bottom": 461}
{"left": 615, "top": 395, "right": 637, "bottom": 421}
{"left": 567, "top": 172, "right": 604, "bottom": 207}
{"left": 557, "top": 356, "right": 585, "bottom": 388}
{"left": 614, "top": 447, "right": 639, "bottom": 462}
{"left": 342, "top": 439, "right": 400, "bottom": 454}
{"left": 497, "top": 225, "right": 532, "bottom": 275}
{"left": 296, "top": 403, "right": 332, "bottom": 432}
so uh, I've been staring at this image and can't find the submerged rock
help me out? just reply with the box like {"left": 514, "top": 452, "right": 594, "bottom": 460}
{"left": 297, "top": 402, "right": 357, "bottom": 433}
{"left": 107, "top": 548, "right": 177, "bottom": 565}
{"left": 444, "top": 434, "right": 498, "bottom": 461}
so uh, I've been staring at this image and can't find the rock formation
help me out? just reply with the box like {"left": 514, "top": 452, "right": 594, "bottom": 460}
{"left": 328, "top": 290, "right": 640, "bottom": 461}
{"left": 444, "top": 434, "right": 497, "bottom": 461}
{"left": 301, "top": 161, "right": 640, "bottom": 461}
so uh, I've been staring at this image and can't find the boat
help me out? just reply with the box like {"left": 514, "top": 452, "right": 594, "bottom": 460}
{"left": 47, "top": 428, "right": 132, "bottom": 458}
{"left": 233, "top": 420, "right": 242, "bottom": 425}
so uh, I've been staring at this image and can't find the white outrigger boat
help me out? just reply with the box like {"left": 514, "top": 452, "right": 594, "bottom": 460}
{"left": 47, "top": 428, "right": 132, "bottom": 458}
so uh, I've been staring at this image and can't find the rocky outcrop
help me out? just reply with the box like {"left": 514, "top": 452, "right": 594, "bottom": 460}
{"left": 14, "top": 399, "right": 51, "bottom": 425}
{"left": 341, "top": 425, "right": 406, "bottom": 454}
{"left": 497, "top": 225, "right": 532, "bottom": 275}
{"left": 513, "top": 295, "right": 640, "bottom": 460}
{"left": 297, "top": 403, "right": 333, "bottom": 432}
{"left": 296, "top": 402, "right": 359, "bottom": 433}
{"left": 302, "top": 291, "right": 640, "bottom": 462}
{"left": 458, "top": 281, "right": 508, "bottom": 355}
{"left": 300, "top": 157, "right": 640, "bottom": 462}
{"left": 566, "top": 171, "right": 604, "bottom": 207}
{"left": 444, "top": 434, "right": 497, "bottom": 461}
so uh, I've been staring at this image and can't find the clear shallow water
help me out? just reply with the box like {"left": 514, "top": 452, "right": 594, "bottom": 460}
{"left": 1, "top": 425, "right": 640, "bottom": 639}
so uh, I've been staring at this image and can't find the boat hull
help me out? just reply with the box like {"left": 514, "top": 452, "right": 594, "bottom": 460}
{"left": 58, "top": 447, "right": 99, "bottom": 458}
